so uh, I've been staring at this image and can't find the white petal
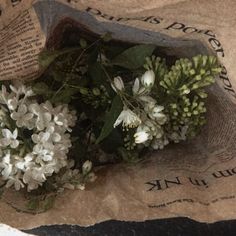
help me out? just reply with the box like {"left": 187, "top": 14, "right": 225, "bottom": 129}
{"left": 18, "top": 104, "right": 27, "bottom": 114}
{"left": 31, "top": 134, "right": 39, "bottom": 143}
{"left": 141, "top": 70, "right": 155, "bottom": 87}
{"left": 41, "top": 132, "right": 50, "bottom": 142}
{"left": 8, "top": 98, "right": 18, "bottom": 110}
{"left": 2, "top": 129, "right": 12, "bottom": 139}
{"left": 134, "top": 131, "right": 149, "bottom": 144}
{"left": 132, "top": 78, "right": 140, "bottom": 94}
{"left": 44, "top": 112, "right": 52, "bottom": 123}
{"left": 112, "top": 76, "right": 124, "bottom": 92}
{"left": 82, "top": 160, "right": 92, "bottom": 173}
{"left": 113, "top": 113, "right": 123, "bottom": 128}
{"left": 24, "top": 113, "right": 34, "bottom": 120}
{"left": 11, "top": 140, "right": 19, "bottom": 148}
{"left": 2, "top": 165, "right": 12, "bottom": 179}
{"left": 36, "top": 118, "right": 45, "bottom": 131}
{"left": 52, "top": 133, "right": 61, "bottom": 142}
{"left": 10, "top": 112, "right": 19, "bottom": 120}
{"left": 12, "top": 129, "right": 18, "bottom": 139}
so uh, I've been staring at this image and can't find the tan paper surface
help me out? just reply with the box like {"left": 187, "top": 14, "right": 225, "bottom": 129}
{"left": 0, "top": 0, "right": 235, "bottom": 229}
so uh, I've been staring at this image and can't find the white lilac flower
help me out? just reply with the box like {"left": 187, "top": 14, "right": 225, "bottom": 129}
{"left": 0, "top": 128, "right": 19, "bottom": 148}
{"left": 138, "top": 119, "right": 163, "bottom": 140}
{"left": 33, "top": 144, "right": 54, "bottom": 162}
{"left": 0, "top": 153, "right": 13, "bottom": 179}
{"left": 0, "top": 83, "right": 76, "bottom": 191}
{"left": 141, "top": 70, "right": 155, "bottom": 87}
{"left": 111, "top": 76, "right": 125, "bottom": 92}
{"left": 114, "top": 108, "right": 141, "bottom": 129}
{"left": 150, "top": 105, "right": 167, "bottom": 125}
{"left": 151, "top": 136, "right": 169, "bottom": 150}
{"left": 132, "top": 78, "right": 148, "bottom": 96}
{"left": 5, "top": 172, "right": 24, "bottom": 191}
{"left": 10, "top": 82, "right": 34, "bottom": 99}
{"left": 32, "top": 131, "right": 50, "bottom": 145}
{"left": 15, "top": 154, "right": 33, "bottom": 171}
{"left": 134, "top": 131, "right": 149, "bottom": 144}
{"left": 0, "top": 86, "right": 18, "bottom": 111}
{"left": 45, "top": 103, "right": 77, "bottom": 132}
{"left": 11, "top": 104, "right": 34, "bottom": 128}
{"left": 23, "top": 168, "right": 44, "bottom": 191}
{"left": 29, "top": 103, "right": 52, "bottom": 131}
{"left": 82, "top": 160, "right": 92, "bottom": 173}
{"left": 143, "top": 102, "right": 167, "bottom": 125}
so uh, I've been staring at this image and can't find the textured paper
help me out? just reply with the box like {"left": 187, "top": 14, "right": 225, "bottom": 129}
{"left": 0, "top": 0, "right": 235, "bottom": 229}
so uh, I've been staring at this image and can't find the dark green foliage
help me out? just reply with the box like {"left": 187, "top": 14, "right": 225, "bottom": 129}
{"left": 96, "top": 95, "right": 123, "bottom": 144}
{"left": 112, "top": 44, "right": 156, "bottom": 69}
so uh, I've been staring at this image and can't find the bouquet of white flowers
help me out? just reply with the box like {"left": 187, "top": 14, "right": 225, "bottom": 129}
{"left": 0, "top": 33, "right": 221, "bottom": 212}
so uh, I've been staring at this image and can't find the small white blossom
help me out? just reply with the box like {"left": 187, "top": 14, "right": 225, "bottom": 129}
{"left": 134, "top": 131, "right": 149, "bottom": 144}
{"left": 29, "top": 103, "right": 52, "bottom": 131}
{"left": 0, "top": 153, "right": 13, "bottom": 179}
{"left": 82, "top": 160, "right": 92, "bottom": 173}
{"left": 10, "top": 83, "right": 34, "bottom": 98}
{"left": 149, "top": 105, "right": 167, "bottom": 124}
{"left": 151, "top": 136, "right": 169, "bottom": 150}
{"left": 114, "top": 109, "right": 141, "bottom": 129}
{"left": 111, "top": 76, "right": 125, "bottom": 92}
{"left": 0, "top": 129, "right": 19, "bottom": 148}
{"left": 5, "top": 172, "right": 24, "bottom": 191}
{"left": 11, "top": 104, "right": 34, "bottom": 128}
{"left": 141, "top": 70, "right": 155, "bottom": 87}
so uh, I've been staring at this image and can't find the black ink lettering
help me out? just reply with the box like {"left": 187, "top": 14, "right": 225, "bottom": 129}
{"left": 86, "top": 7, "right": 102, "bottom": 16}
{"left": 148, "top": 17, "right": 163, "bottom": 25}
{"left": 188, "top": 178, "right": 209, "bottom": 188}
{"left": 164, "top": 177, "right": 182, "bottom": 189}
{"left": 215, "top": 47, "right": 225, "bottom": 57}
{"left": 212, "top": 169, "right": 233, "bottom": 178}
{"left": 145, "top": 180, "right": 162, "bottom": 191}
{"left": 208, "top": 37, "right": 224, "bottom": 57}
{"left": 231, "top": 167, "right": 236, "bottom": 174}
{"left": 183, "top": 27, "right": 198, "bottom": 34}
{"left": 165, "top": 22, "right": 185, "bottom": 30}
{"left": 116, "top": 17, "right": 132, "bottom": 22}
{"left": 100, "top": 13, "right": 115, "bottom": 21}
{"left": 204, "top": 30, "right": 216, "bottom": 37}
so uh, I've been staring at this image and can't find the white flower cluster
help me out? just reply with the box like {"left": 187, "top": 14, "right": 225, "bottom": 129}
{"left": 112, "top": 70, "right": 169, "bottom": 150}
{"left": 0, "top": 83, "right": 76, "bottom": 191}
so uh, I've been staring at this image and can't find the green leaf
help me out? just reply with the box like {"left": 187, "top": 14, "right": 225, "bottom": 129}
{"left": 43, "top": 195, "right": 56, "bottom": 211}
{"left": 39, "top": 48, "right": 80, "bottom": 69}
{"left": 89, "top": 62, "right": 107, "bottom": 87}
{"left": 89, "top": 62, "right": 113, "bottom": 96}
{"left": 51, "top": 87, "right": 78, "bottom": 103}
{"left": 96, "top": 95, "right": 123, "bottom": 144}
{"left": 32, "top": 82, "right": 53, "bottom": 97}
{"left": 112, "top": 44, "right": 156, "bottom": 69}
{"left": 100, "top": 129, "right": 123, "bottom": 153}
{"left": 26, "top": 198, "right": 39, "bottom": 211}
